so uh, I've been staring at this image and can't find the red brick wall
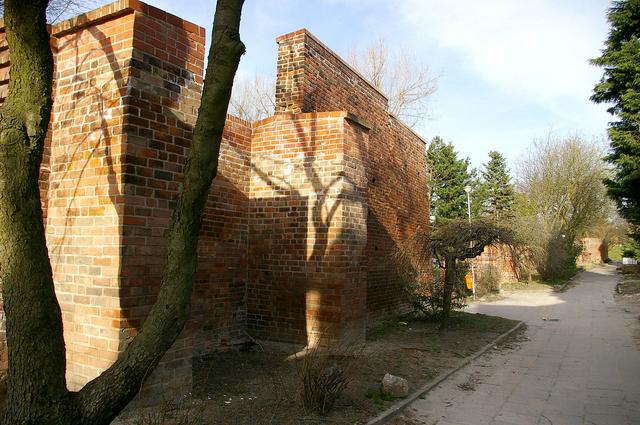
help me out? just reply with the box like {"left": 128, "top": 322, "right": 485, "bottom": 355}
{"left": 115, "top": 2, "right": 252, "bottom": 400}
{"left": 47, "top": 9, "right": 135, "bottom": 389}
{"left": 0, "top": 0, "right": 249, "bottom": 396}
{"left": 248, "top": 112, "right": 368, "bottom": 344}
{"left": 0, "top": 8, "right": 431, "bottom": 397}
{"left": 577, "top": 237, "right": 607, "bottom": 265}
{"left": 475, "top": 244, "right": 520, "bottom": 284}
{"left": 117, "top": 4, "right": 204, "bottom": 397}
{"left": 275, "top": 29, "right": 430, "bottom": 323}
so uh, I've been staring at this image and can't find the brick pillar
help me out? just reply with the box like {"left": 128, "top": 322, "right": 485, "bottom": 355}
{"left": 248, "top": 112, "right": 369, "bottom": 346}
{"left": 47, "top": 5, "right": 137, "bottom": 389}
{"left": 0, "top": 0, "right": 252, "bottom": 399}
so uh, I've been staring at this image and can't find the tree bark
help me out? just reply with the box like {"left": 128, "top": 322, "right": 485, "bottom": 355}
{"left": 439, "top": 256, "right": 456, "bottom": 330}
{"left": 0, "top": 0, "right": 245, "bottom": 423}
{"left": 0, "top": 0, "right": 75, "bottom": 422}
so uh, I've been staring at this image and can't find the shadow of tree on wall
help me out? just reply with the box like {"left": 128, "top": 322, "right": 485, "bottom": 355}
{"left": 248, "top": 115, "right": 369, "bottom": 346}
{"left": 47, "top": 24, "right": 124, "bottom": 286}
{"left": 29, "top": 14, "right": 251, "bottom": 396}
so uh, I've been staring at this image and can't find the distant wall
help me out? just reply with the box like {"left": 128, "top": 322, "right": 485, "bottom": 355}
{"left": 475, "top": 244, "right": 520, "bottom": 284}
{"left": 577, "top": 237, "right": 607, "bottom": 265}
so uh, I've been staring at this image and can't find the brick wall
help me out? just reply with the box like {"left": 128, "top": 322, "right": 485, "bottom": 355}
{"left": 247, "top": 112, "right": 368, "bottom": 344}
{"left": 577, "top": 237, "right": 607, "bottom": 265}
{"left": 0, "top": 0, "right": 249, "bottom": 397}
{"left": 0, "top": 7, "right": 431, "bottom": 400}
{"left": 275, "top": 29, "right": 430, "bottom": 322}
{"left": 474, "top": 244, "right": 520, "bottom": 284}
{"left": 47, "top": 5, "right": 135, "bottom": 390}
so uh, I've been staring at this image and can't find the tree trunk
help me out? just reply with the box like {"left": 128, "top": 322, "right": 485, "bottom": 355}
{"left": 439, "top": 256, "right": 456, "bottom": 330}
{"left": 0, "top": 1, "right": 74, "bottom": 422}
{"left": 0, "top": 0, "right": 245, "bottom": 423}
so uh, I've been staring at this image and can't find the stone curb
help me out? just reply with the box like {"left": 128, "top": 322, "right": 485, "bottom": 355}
{"left": 366, "top": 320, "right": 525, "bottom": 425}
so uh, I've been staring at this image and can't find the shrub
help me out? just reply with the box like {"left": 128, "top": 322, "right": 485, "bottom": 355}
{"left": 475, "top": 264, "right": 501, "bottom": 297}
{"left": 394, "top": 247, "right": 466, "bottom": 317}
{"left": 537, "top": 232, "right": 581, "bottom": 281}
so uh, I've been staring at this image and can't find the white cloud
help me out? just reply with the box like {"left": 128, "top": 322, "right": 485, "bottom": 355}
{"left": 399, "top": 0, "right": 610, "bottom": 116}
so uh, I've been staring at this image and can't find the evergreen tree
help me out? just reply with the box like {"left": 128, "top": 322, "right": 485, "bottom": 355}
{"left": 468, "top": 166, "right": 488, "bottom": 219}
{"left": 481, "top": 150, "right": 515, "bottom": 224}
{"left": 591, "top": 0, "right": 640, "bottom": 237}
{"left": 427, "top": 137, "right": 471, "bottom": 224}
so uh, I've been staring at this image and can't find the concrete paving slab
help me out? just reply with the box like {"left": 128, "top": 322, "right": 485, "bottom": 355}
{"left": 398, "top": 266, "right": 640, "bottom": 425}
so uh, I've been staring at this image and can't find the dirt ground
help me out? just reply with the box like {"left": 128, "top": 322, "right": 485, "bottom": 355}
{"left": 115, "top": 312, "right": 518, "bottom": 425}
{"left": 616, "top": 264, "right": 640, "bottom": 347}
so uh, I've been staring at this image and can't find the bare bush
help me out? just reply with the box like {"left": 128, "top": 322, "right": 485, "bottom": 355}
{"left": 393, "top": 247, "right": 465, "bottom": 317}
{"left": 228, "top": 73, "right": 275, "bottom": 122}
{"left": 475, "top": 264, "right": 501, "bottom": 297}
{"left": 294, "top": 337, "right": 361, "bottom": 415}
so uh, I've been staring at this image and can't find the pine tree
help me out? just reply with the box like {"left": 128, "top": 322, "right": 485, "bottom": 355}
{"left": 427, "top": 137, "right": 471, "bottom": 224}
{"left": 481, "top": 150, "right": 515, "bottom": 224}
{"left": 591, "top": 0, "right": 640, "bottom": 236}
{"left": 468, "top": 167, "right": 488, "bottom": 219}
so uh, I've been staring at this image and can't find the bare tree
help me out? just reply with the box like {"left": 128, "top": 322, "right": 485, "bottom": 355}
{"left": 0, "top": 0, "right": 245, "bottom": 423}
{"left": 347, "top": 39, "right": 437, "bottom": 128}
{"left": 516, "top": 135, "right": 609, "bottom": 239}
{"left": 228, "top": 39, "right": 437, "bottom": 127}
{"left": 0, "top": 0, "right": 101, "bottom": 22}
{"left": 228, "top": 72, "right": 275, "bottom": 122}
{"left": 514, "top": 134, "right": 610, "bottom": 280}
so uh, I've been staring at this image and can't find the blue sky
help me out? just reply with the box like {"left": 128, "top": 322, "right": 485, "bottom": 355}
{"left": 143, "top": 0, "right": 613, "bottom": 170}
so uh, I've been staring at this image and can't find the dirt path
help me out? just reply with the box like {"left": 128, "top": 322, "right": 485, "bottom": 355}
{"left": 395, "top": 266, "right": 640, "bottom": 425}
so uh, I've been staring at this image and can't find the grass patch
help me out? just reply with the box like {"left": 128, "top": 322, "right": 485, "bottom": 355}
{"left": 501, "top": 279, "right": 555, "bottom": 291}
{"left": 501, "top": 276, "right": 573, "bottom": 293}
{"left": 366, "top": 313, "right": 415, "bottom": 341}
{"left": 446, "top": 311, "right": 518, "bottom": 332}
{"left": 365, "top": 389, "right": 395, "bottom": 409}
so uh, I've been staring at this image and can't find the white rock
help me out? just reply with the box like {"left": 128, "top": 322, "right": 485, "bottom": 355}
{"left": 381, "top": 373, "right": 409, "bottom": 398}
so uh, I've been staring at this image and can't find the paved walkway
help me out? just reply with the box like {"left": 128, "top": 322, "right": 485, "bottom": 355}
{"left": 400, "top": 266, "right": 640, "bottom": 425}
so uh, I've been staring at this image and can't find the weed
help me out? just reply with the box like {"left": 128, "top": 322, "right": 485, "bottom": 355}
{"left": 365, "top": 389, "right": 395, "bottom": 407}
{"left": 295, "top": 338, "right": 361, "bottom": 415}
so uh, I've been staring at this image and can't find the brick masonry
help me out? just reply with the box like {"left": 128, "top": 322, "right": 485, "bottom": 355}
{"left": 274, "top": 30, "right": 431, "bottom": 321}
{"left": 247, "top": 112, "right": 369, "bottom": 345}
{"left": 577, "top": 237, "right": 607, "bottom": 265}
{"left": 474, "top": 244, "right": 521, "bottom": 284}
{"left": 0, "top": 3, "right": 430, "bottom": 400}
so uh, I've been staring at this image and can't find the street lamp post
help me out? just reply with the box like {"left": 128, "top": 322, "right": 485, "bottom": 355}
{"left": 464, "top": 185, "right": 476, "bottom": 300}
